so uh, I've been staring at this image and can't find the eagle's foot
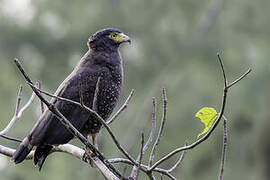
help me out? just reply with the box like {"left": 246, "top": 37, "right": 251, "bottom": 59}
{"left": 82, "top": 133, "right": 98, "bottom": 167}
{"left": 82, "top": 147, "right": 96, "bottom": 167}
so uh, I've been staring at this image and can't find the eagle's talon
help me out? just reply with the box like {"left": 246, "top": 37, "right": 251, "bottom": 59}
{"left": 83, "top": 148, "right": 96, "bottom": 167}
{"left": 82, "top": 152, "right": 90, "bottom": 163}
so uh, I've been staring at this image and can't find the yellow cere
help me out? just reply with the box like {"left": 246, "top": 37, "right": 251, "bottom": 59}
{"left": 109, "top": 32, "right": 124, "bottom": 42}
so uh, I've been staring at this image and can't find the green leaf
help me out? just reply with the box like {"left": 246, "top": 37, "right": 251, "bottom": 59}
{"left": 196, "top": 107, "right": 218, "bottom": 138}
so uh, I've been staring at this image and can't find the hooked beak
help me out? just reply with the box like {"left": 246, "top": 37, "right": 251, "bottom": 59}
{"left": 119, "top": 33, "right": 131, "bottom": 44}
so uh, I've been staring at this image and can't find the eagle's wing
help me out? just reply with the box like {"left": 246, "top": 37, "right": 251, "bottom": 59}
{"left": 30, "top": 68, "right": 98, "bottom": 145}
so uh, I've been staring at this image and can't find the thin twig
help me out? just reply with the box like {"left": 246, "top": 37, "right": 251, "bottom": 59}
{"left": 109, "top": 158, "right": 176, "bottom": 180}
{"left": 107, "top": 89, "right": 135, "bottom": 125}
{"left": 131, "top": 133, "right": 145, "bottom": 180}
{"left": 15, "top": 85, "right": 23, "bottom": 116}
{"left": 149, "top": 88, "right": 168, "bottom": 166}
{"left": 147, "top": 172, "right": 156, "bottom": 180}
{"left": 78, "top": 74, "right": 84, "bottom": 106}
{"left": 0, "top": 85, "right": 35, "bottom": 136}
{"left": 217, "top": 53, "right": 228, "bottom": 87}
{"left": 167, "top": 142, "right": 188, "bottom": 173}
{"left": 219, "top": 116, "right": 228, "bottom": 180}
{"left": 227, "top": 69, "right": 251, "bottom": 89}
{"left": 37, "top": 81, "right": 45, "bottom": 113}
{"left": 93, "top": 77, "right": 101, "bottom": 111}
{"left": 133, "top": 97, "right": 157, "bottom": 175}
{"left": 144, "top": 97, "right": 157, "bottom": 153}
{"left": 0, "top": 135, "right": 22, "bottom": 142}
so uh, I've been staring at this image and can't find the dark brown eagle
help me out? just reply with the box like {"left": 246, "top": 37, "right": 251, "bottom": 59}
{"left": 12, "top": 28, "right": 131, "bottom": 170}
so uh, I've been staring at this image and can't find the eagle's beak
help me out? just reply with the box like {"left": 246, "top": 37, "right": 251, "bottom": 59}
{"left": 120, "top": 33, "right": 131, "bottom": 44}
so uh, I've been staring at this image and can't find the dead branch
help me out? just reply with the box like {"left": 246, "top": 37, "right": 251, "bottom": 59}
{"left": 0, "top": 135, "right": 22, "bottom": 143}
{"left": 149, "top": 88, "right": 167, "bottom": 167}
{"left": 219, "top": 116, "right": 228, "bottom": 180}
{"left": 37, "top": 81, "right": 45, "bottom": 113}
{"left": 107, "top": 89, "right": 134, "bottom": 125}
{"left": 130, "top": 133, "right": 145, "bottom": 179}
{"left": 92, "top": 77, "right": 101, "bottom": 111}
{"left": 0, "top": 85, "right": 35, "bottom": 136}
{"left": 167, "top": 142, "right": 187, "bottom": 173}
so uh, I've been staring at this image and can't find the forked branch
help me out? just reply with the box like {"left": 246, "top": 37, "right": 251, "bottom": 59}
{"left": 0, "top": 84, "right": 36, "bottom": 138}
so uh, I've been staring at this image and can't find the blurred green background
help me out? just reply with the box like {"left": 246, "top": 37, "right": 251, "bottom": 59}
{"left": 0, "top": 0, "right": 269, "bottom": 179}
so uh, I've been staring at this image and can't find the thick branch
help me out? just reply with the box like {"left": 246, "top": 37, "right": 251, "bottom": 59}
{"left": 0, "top": 142, "right": 118, "bottom": 178}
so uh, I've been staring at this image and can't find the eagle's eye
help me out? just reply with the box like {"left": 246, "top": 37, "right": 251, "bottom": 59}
{"left": 110, "top": 33, "right": 119, "bottom": 40}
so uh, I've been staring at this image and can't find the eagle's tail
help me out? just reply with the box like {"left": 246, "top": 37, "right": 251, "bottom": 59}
{"left": 12, "top": 136, "right": 33, "bottom": 164}
{"left": 12, "top": 136, "right": 53, "bottom": 171}
{"left": 34, "top": 145, "right": 53, "bottom": 171}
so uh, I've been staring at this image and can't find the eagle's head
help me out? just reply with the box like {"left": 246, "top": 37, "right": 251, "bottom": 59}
{"left": 88, "top": 28, "right": 131, "bottom": 51}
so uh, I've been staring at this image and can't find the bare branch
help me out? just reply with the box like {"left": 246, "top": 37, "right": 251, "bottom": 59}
{"left": 37, "top": 81, "right": 45, "bottom": 113}
{"left": 0, "top": 144, "right": 82, "bottom": 160}
{"left": 0, "top": 85, "right": 35, "bottom": 136}
{"left": 131, "top": 133, "right": 145, "bottom": 179}
{"left": 219, "top": 116, "right": 228, "bottom": 180}
{"left": 78, "top": 74, "right": 85, "bottom": 106}
{"left": 0, "top": 135, "right": 22, "bottom": 143}
{"left": 107, "top": 89, "right": 135, "bottom": 125}
{"left": 0, "top": 144, "right": 34, "bottom": 160}
{"left": 227, "top": 68, "right": 251, "bottom": 89}
{"left": 15, "top": 85, "right": 23, "bottom": 116}
{"left": 217, "top": 53, "right": 228, "bottom": 87}
{"left": 109, "top": 158, "right": 177, "bottom": 180}
{"left": 144, "top": 97, "right": 157, "bottom": 153}
{"left": 0, "top": 142, "right": 120, "bottom": 179}
{"left": 132, "top": 97, "right": 157, "bottom": 177}
{"left": 148, "top": 173, "right": 156, "bottom": 180}
{"left": 167, "top": 142, "right": 188, "bottom": 173}
{"left": 149, "top": 88, "right": 168, "bottom": 166}
{"left": 162, "top": 173, "right": 176, "bottom": 180}
{"left": 93, "top": 77, "right": 101, "bottom": 111}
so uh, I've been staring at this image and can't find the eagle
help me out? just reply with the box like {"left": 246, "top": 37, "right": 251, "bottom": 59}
{"left": 12, "top": 28, "right": 131, "bottom": 170}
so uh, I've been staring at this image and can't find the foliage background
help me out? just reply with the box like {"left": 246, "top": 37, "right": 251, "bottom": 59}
{"left": 0, "top": 0, "right": 269, "bottom": 179}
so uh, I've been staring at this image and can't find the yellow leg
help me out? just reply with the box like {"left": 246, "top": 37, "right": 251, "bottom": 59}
{"left": 82, "top": 133, "right": 98, "bottom": 167}
{"left": 91, "top": 133, "right": 98, "bottom": 150}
